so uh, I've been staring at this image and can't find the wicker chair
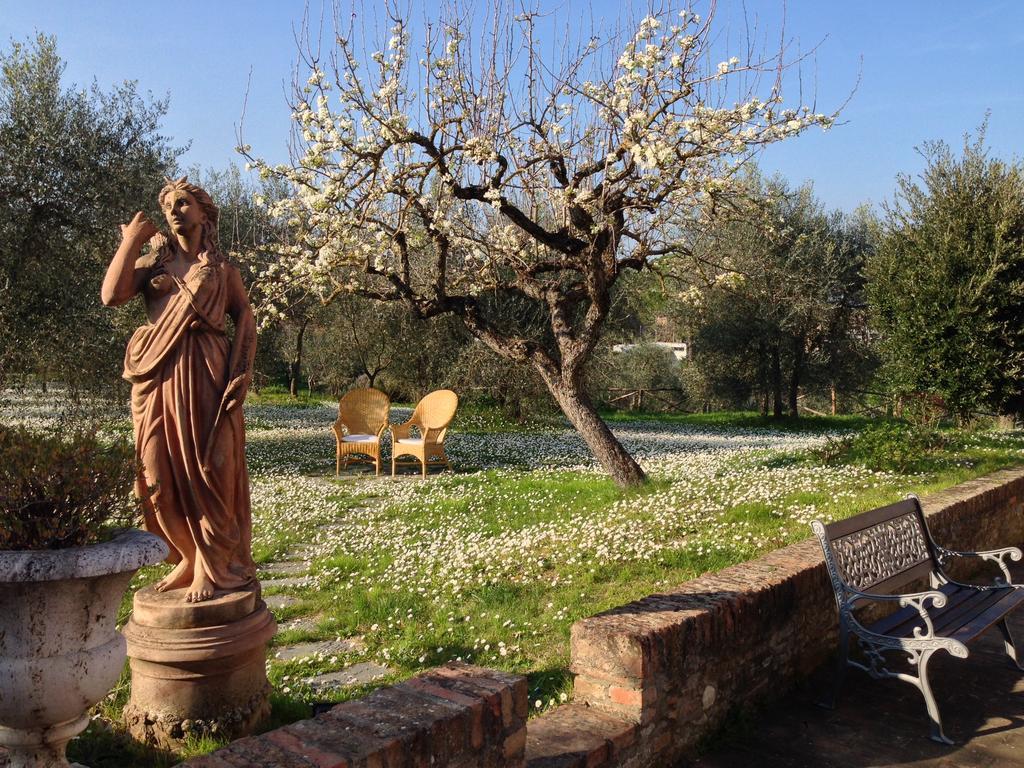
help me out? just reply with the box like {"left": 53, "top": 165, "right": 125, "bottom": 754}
{"left": 332, "top": 388, "right": 391, "bottom": 476}
{"left": 390, "top": 389, "right": 459, "bottom": 478}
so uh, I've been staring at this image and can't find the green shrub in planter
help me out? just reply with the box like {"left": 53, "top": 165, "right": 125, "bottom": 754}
{"left": 0, "top": 424, "right": 165, "bottom": 767}
{"left": 0, "top": 424, "right": 138, "bottom": 550}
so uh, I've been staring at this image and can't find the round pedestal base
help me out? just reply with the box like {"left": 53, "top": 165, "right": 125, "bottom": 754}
{"left": 122, "top": 584, "right": 276, "bottom": 748}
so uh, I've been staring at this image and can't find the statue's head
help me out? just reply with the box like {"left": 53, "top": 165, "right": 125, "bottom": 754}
{"left": 159, "top": 177, "right": 220, "bottom": 255}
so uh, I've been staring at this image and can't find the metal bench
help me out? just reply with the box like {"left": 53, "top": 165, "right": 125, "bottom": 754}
{"left": 811, "top": 495, "right": 1024, "bottom": 743}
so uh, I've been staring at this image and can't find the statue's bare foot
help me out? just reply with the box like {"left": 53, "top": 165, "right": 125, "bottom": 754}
{"left": 185, "top": 572, "right": 216, "bottom": 603}
{"left": 155, "top": 559, "right": 192, "bottom": 592}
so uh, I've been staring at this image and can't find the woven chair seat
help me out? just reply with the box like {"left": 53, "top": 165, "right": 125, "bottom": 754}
{"left": 396, "top": 437, "right": 424, "bottom": 445}
{"left": 342, "top": 434, "right": 379, "bottom": 443}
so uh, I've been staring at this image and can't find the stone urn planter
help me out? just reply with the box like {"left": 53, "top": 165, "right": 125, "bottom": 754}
{"left": 0, "top": 529, "right": 167, "bottom": 768}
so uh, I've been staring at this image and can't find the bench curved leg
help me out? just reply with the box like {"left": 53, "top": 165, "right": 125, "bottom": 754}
{"left": 997, "top": 618, "right": 1024, "bottom": 671}
{"left": 916, "top": 649, "right": 953, "bottom": 745}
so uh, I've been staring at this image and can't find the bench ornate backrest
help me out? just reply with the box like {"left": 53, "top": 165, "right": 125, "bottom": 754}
{"left": 812, "top": 497, "right": 938, "bottom": 601}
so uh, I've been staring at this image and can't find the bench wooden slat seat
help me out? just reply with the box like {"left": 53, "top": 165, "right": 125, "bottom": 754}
{"left": 812, "top": 496, "right": 1024, "bottom": 744}
{"left": 871, "top": 582, "right": 1024, "bottom": 644}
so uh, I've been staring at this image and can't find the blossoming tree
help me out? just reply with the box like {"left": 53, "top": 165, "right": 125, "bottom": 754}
{"left": 244, "top": 3, "right": 834, "bottom": 486}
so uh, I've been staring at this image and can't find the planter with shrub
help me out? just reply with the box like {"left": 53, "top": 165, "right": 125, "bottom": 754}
{"left": 0, "top": 425, "right": 167, "bottom": 768}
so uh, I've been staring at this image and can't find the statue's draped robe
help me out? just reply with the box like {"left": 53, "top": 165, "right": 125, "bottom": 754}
{"left": 123, "top": 253, "right": 255, "bottom": 590}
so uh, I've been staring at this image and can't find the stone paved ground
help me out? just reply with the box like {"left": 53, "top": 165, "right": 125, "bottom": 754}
{"left": 261, "top": 499, "right": 396, "bottom": 692}
{"left": 684, "top": 577, "right": 1024, "bottom": 768}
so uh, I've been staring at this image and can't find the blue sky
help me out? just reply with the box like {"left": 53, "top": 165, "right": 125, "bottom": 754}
{"left": 1, "top": 1, "right": 1021, "bottom": 213}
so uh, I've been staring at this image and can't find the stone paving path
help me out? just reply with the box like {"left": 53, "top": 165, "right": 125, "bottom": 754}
{"left": 273, "top": 637, "right": 366, "bottom": 662}
{"left": 258, "top": 498, "right": 396, "bottom": 693}
{"left": 261, "top": 576, "right": 309, "bottom": 589}
{"left": 303, "top": 662, "right": 394, "bottom": 692}
{"left": 263, "top": 594, "right": 299, "bottom": 610}
{"left": 682, "top": 582, "right": 1024, "bottom": 768}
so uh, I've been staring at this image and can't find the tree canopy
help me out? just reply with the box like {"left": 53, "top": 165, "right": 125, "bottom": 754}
{"left": 0, "top": 34, "right": 180, "bottom": 391}
{"left": 672, "top": 175, "right": 873, "bottom": 416}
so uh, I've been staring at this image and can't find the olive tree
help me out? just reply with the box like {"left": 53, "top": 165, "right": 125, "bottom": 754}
{"left": 0, "top": 34, "right": 180, "bottom": 391}
{"left": 677, "top": 177, "right": 872, "bottom": 417}
{"left": 868, "top": 127, "right": 1024, "bottom": 422}
{"left": 244, "top": 3, "right": 834, "bottom": 485}
{"left": 198, "top": 166, "right": 308, "bottom": 393}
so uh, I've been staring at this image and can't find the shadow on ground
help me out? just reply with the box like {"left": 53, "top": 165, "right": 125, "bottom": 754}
{"left": 682, "top": 572, "right": 1024, "bottom": 768}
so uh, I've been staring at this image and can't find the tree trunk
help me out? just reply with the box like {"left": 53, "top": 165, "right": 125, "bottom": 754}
{"left": 831, "top": 383, "right": 837, "bottom": 416}
{"left": 758, "top": 342, "right": 768, "bottom": 416}
{"left": 543, "top": 372, "right": 646, "bottom": 487}
{"left": 460, "top": 294, "right": 644, "bottom": 486}
{"left": 789, "top": 334, "right": 804, "bottom": 418}
{"left": 288, "top": 320, "right": 308, "bottom": 398}
{"left": 771, "top": 345, "right": 783, "bottom": 418}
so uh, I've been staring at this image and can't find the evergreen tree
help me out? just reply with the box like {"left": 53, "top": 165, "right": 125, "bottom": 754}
{"left": 868, "top": 125, "right": 1024, "bottom": 421}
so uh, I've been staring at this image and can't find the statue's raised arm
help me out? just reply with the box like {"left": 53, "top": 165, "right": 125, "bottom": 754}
{"left": 100, "top": 211, "right": 159, "bottom": 307}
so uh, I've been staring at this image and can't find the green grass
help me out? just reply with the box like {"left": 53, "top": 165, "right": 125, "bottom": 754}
{"left": 278, "top": 423, "right": 1023, "bottom": 704}
{"left": 599, "top": 408, "right": 881, "bottom": 433}
{"left": 372, "top": 469, "right": 666, "bottom": 532}
{"left": 260, "top": 440, "right": 1024, "bottom": 712}
{"left": 452, "top": 402, "right": 563, "bottom": 434}
{"left": 247, "top": 384, "right": 331, "bottom": 408}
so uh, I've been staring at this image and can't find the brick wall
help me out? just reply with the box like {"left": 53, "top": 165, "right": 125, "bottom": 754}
{"left": 559, "top": 468, "right": 1024, "bottom": 767}
{"left": 181, "top": 663, "right": 527, "bottom": 768}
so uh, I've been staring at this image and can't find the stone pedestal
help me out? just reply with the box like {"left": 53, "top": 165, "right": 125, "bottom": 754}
{"left": 122, "top": 584, "right": 276, "bottom": 747}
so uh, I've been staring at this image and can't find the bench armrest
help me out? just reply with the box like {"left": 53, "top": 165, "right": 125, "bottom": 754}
{"left": 844, "top": 586, "right": 949, "bottom": 639}
{"left": 846, "top": 586, "right": 947, "bottom": 605}
{"left": 842, "top": 610, "right": 969, "bottom": 660}
{"left": 935, "top": 545, "right": 1022, "bottom": 587}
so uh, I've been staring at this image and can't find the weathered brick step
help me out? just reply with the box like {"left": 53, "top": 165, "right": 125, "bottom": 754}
{"left": 181, "top": 663, "right": 528, "bottom": 768}
{"left": 526, "top": 703, "right": 638, "bottom": 768}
